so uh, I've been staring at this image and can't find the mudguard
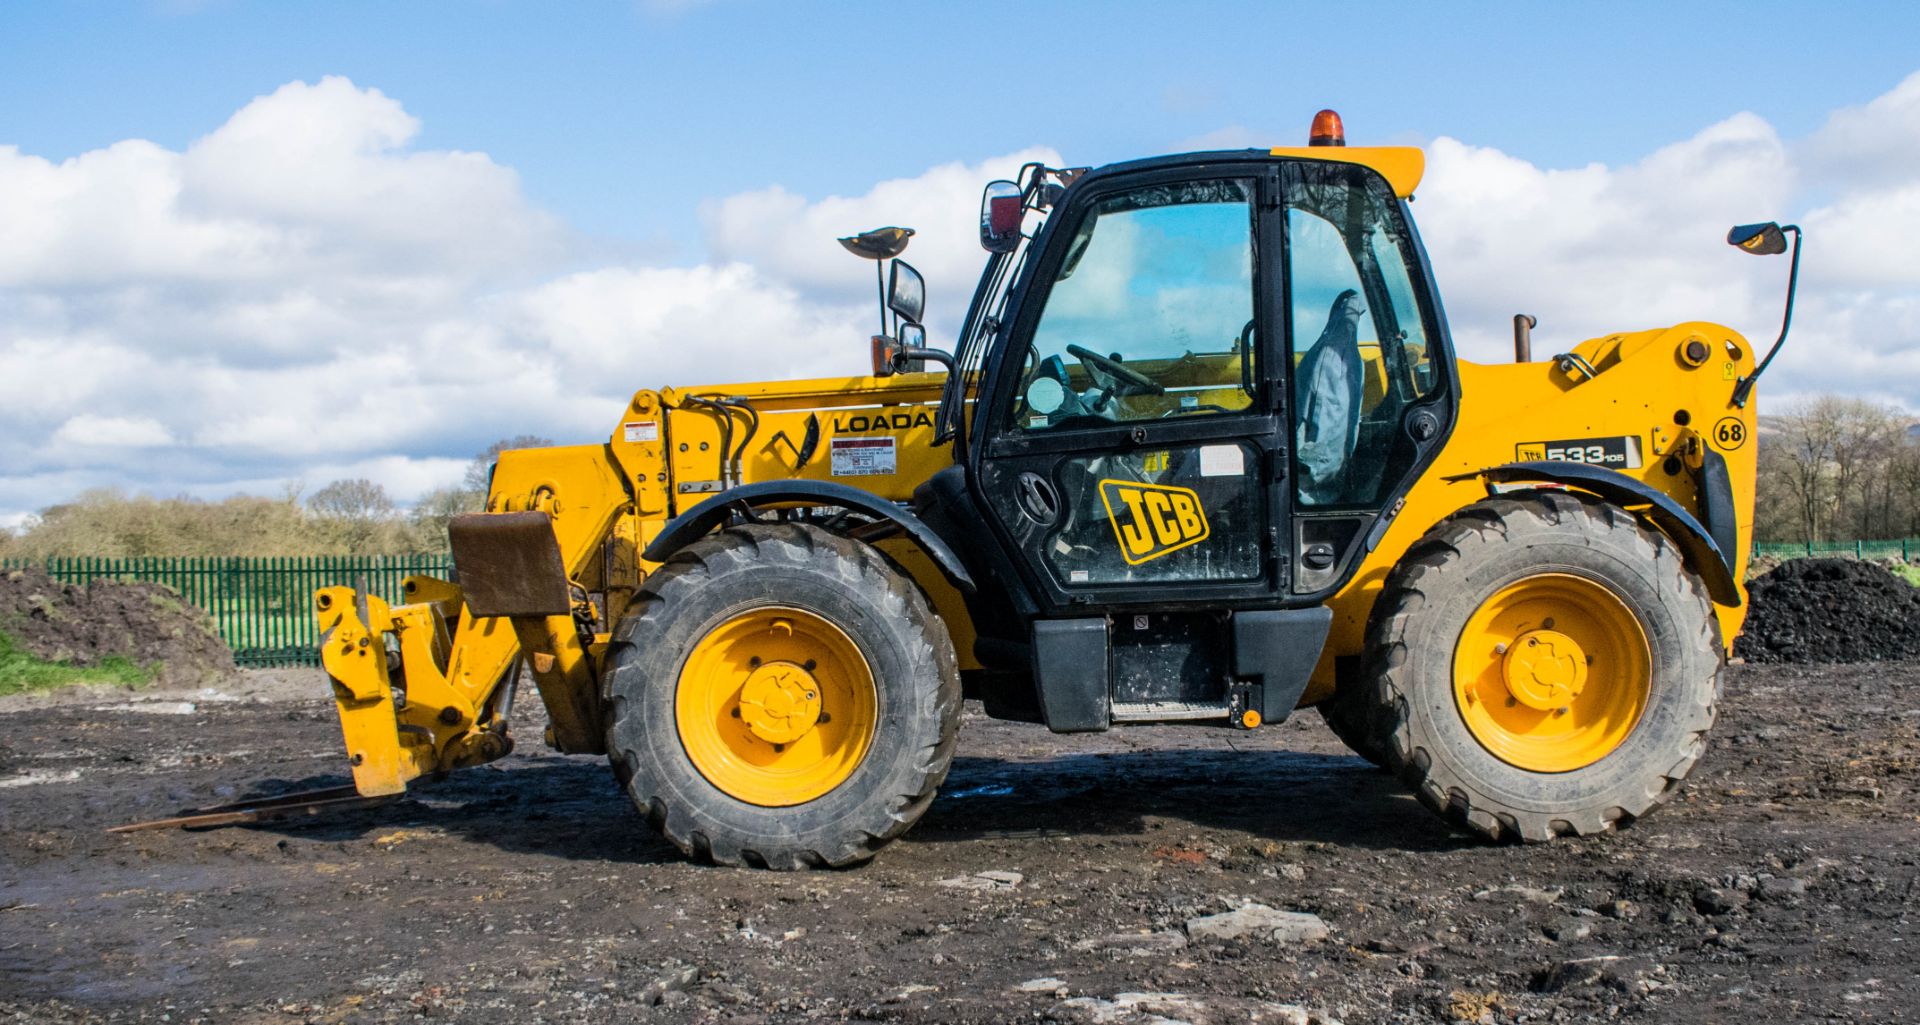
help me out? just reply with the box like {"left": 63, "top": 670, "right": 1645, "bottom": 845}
{"left": 642, "top": 479, "right": 977, "bottom": 594}
{"left": 1460, "top": 460, "right": 1741, "bottom": 607}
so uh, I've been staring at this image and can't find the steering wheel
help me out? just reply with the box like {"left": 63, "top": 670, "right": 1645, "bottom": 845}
{"left": 1066, "top": 344, "right": 1165, "bottom": 396}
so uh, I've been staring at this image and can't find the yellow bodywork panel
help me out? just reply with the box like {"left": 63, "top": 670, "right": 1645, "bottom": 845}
{"left": 1297, "top": 320, "right": 1758, "bottom": 705}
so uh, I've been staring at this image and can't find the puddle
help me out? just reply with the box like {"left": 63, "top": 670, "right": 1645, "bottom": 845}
{"left": 945, "top": 783, "right": 1017, "bottom": 799}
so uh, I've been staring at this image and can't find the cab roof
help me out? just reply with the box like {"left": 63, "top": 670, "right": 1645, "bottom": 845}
{"left": 1082, "top": 146, "right": 1426, "bottom": 200}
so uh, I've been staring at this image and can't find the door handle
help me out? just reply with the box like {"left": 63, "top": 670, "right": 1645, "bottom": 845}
{"left": 1016, "top": 472, "right": 1059, "bottom": 525}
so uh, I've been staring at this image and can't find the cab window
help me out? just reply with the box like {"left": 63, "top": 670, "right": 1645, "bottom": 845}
{"left": 1286, "top": 164, "right": 1438, "bottom": 506}
{"left": 1011, "top": 179, "right": 1257, "bottom": 432}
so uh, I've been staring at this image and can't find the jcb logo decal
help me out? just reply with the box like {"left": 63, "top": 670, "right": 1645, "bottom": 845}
{"left": 1099, "top": 479, "right": 1209, "bottom": 565}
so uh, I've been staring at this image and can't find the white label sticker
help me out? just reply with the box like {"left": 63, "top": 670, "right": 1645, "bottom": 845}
{"left": 830, "top": 436, "right": 896, "bottom": 476}
{"left": 1199, "top": 444, "right": 1243, "bottom": 477}
{"left": 622, "top": 420, "right": 659, "bottom": 443}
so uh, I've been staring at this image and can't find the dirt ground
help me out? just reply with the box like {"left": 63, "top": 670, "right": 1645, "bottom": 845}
{"left": 2, "top": 661, "right": 1916, "bottom": 1025}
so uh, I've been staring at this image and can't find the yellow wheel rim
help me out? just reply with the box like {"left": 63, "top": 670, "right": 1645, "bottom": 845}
{"left": 1452, "top": 573, "right": 1651, "bottom": 773}
{"left": 675, "top": 607, "right": 878, "bottom": 806}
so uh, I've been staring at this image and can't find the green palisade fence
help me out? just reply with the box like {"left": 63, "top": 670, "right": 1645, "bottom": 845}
{"left": 1751, "top": 539, "right": 1915, "bottom": 561}
{"left": 0, "top": 555, "right": 453, "bottom": 668}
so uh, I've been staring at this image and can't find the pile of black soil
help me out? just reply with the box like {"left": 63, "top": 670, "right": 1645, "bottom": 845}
{"left": 1736, "top": 558, "right": 1920, "bottom": 664}
{"left": 0, "top": 568, "right": 235, "bottom": 688}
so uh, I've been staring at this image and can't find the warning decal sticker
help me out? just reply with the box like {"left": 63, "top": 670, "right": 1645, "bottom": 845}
{"left": 622, "top": 421, "right": 660, "bottom": 443}
{"left": 830, "top": 437, "right": 896, "bottom": 476}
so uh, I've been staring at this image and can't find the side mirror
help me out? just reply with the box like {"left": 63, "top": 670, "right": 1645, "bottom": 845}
{"left": 870, "top": 323, "right": 929, "bottom": 378}
{"left": 980, "top": 180, "right": 1022, "bottom": 253}
{"left": 1728, "top": 222, "right": 1788, "bottom": 256}
{"left": 887, "top": 260, "right": 925, "bottom": 326}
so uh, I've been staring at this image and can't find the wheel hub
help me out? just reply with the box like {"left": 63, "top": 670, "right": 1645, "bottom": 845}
{"left": 1452, "top": 573, "right": 1652, "bottom": 773}
{"left": 1501, "top": 628, "right": 1587, "bottom": 711}
{"left": 738, "top": 661, "right": 822, "bottom": 744}
{"left": 675, "top": 606, "right": 878, "bottom": 807}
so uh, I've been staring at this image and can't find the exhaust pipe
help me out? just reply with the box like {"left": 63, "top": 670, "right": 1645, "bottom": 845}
{"left": 1513, "top": 314, "right": 1537, "bottom": 363}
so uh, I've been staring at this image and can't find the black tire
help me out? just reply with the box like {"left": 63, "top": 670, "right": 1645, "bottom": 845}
{"left": 1317, "top": 684, "right": 1389, "bottom": 769}
{"left": 1364, "top": 490, "right": 1721, "bottom": 841}
{"left": 604, "top": 523, "right": 961, "bottom": 868}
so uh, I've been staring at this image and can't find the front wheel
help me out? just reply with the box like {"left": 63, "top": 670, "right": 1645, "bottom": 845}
{"left": 1364, "top": 491, "right": 1721, "bottom": 841}
{"left": 604, "top": 524, "right": 961, "bottom": 868}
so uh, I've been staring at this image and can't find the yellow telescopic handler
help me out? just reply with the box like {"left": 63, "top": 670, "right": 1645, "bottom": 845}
{"left": 299, "top": 112, "right": 1802, "bottom": 868}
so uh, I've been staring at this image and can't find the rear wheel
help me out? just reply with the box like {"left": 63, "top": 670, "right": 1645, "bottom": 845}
{"left": 1364, "top": 491, "right": 1720, "bottom": 841}
{"left": 605, "top": 524, "right": 960, "bottom": 868}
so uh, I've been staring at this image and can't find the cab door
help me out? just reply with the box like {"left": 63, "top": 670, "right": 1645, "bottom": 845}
{"left": 972, "top": 166, "right": 1288, "bottom": 614}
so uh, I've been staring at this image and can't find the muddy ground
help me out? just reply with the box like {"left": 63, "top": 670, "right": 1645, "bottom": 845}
{"left": 1, "top": 661, "right": 1916, "bottom": 1025}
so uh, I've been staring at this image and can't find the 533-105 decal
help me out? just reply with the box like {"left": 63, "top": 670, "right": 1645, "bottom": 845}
{"left": 1515, "top": 435, "right": 1644, "bottom": 469}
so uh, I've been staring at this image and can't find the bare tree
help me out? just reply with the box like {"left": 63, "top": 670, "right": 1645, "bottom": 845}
{"left": 308, "top": 479, "right": 396, "bottom": 552}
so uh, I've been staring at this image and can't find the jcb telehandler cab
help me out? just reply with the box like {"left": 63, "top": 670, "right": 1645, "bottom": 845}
{"left": 298, "top": 112, "right": 1798, "bottom": 868}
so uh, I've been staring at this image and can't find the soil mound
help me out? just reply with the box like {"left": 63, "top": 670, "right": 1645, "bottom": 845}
{"left": 1735, "top": 558, "right": 1920, "bottom": 664}
{"left": 0, "top": 569, "right": 235, "bottom": 688}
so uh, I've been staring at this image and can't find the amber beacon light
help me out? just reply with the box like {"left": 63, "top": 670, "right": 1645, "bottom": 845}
{"left": 1309, "top": 109, "right": 1345, "bottom": 147}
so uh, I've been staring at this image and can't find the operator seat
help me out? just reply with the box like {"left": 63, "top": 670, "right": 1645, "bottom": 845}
{"left": 1294, "top": 289, "right": 1367, "bottom": 505}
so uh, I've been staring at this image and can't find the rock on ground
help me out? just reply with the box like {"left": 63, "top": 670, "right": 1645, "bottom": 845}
{"left": 1185, "top": 904, "right": 1329, "bottom": 944}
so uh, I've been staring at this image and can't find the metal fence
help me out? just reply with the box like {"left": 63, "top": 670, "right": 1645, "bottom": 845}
{"left": 0, "top": 555, "right": 452, "bottom": 667}
{"left": 1752, "top": 539, "right": 1917, "bottom": 561}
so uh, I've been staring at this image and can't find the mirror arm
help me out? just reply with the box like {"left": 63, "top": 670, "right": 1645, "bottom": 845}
{"left": 1731, "top": 223, "right": 1801, "bottom": 410}
{"left": 897, "top": 347, "right": 955, "bottom": 372}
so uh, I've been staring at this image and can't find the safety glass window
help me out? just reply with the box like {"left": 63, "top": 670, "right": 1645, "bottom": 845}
{"left": 1011, "top": 180, "right": 1257, "bottom": 432}
{"left": 1286, "top": 164, "right": 1438, "bottom": 507}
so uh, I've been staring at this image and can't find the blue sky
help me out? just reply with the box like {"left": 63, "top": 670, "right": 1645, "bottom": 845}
{"left": 6, "top": 0, "right": 1917, "bottom": 250}
{"left": 2, "top": 1, "right": 1919, "bottom": 524}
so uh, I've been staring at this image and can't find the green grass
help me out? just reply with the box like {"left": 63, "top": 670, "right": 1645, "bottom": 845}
{"left": 1889, "top": 562, "right": 1920, "bottom": 589}
{"left": 0, "top": 629, "right": 154, "bottom": 697}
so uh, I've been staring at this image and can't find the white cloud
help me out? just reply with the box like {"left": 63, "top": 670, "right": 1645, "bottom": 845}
{"left": 1403, "top": 95, "right": 1920, "bottom": 415}
{"left": 703, "top": 147, "right": 1060, "bottom": 338}
{"left": 51, "top": 415, "right": 174, "bottom": 448}
{"left": 2, "top": 73, "right": 1918, "bottom": 530}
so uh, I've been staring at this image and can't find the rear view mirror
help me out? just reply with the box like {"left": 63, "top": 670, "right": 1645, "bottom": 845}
{"left": 887, "top": 261, "right": 925, "bottom": 326}
{"left": 980, "top": 180, "right": 1022, "bottom": 253}
{"left": 871, "top": 323, "right": 928, "bottom": 378}
{"left": 1728, "top": 222, "right": 1787, "bottom": 256}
